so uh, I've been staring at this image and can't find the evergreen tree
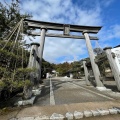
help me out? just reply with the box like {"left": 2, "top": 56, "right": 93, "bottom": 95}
{"left": 0, "top": 0, "right": 32, "bottom": 100}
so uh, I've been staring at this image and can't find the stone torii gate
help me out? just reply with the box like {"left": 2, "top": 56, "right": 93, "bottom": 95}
{"left": 24, "top": 19, "right": 104, "bottom": 88}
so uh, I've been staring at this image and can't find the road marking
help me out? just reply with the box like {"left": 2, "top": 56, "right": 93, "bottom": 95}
{"left": 68, "top": 82, "right": 115, "bottom": 100}
{"left": 50, "top": 78, "right": 55, "bottom": 105}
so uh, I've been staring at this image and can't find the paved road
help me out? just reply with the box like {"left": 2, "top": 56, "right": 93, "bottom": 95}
{"left": 34, "top": 77, "right": 115, "bottom": 106}
{"left": 1, "top": 77, "right": 120, "bottom": 120}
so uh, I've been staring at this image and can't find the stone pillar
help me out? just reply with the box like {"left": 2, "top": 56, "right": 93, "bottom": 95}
{"left": 28, "top": 43, "right": 40, "bottom": 68}
{"left": 25, "top": 43, "right": 40, "bottom": 99}
{"left": 39, "top": 27, "right": 47, "bottom": 80}
{"left": 32, "top": 43, "right": 40, "bottom": 82}
{"left": 32, "top": 43, "right": 40, "bottom": 69}
{"left": 28, "top": 43, "right": 40, "bottom": 87}
{"left": 82, "top": 31, "right": 104, "bottom": 88}
{"left": 83, "top": 60, "right": 91, "bottom": 86}
{"left": 104, "top": 47, "right": 120, "bottom": 91}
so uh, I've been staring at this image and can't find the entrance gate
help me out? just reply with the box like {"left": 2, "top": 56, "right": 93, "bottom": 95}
{"left": 24, "top": 19, "right": 104, "bottom": 88}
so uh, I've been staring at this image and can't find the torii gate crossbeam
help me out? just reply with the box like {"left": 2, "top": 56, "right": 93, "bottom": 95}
{"left": 24, "top": 18, "right": 101, "bottom": 40}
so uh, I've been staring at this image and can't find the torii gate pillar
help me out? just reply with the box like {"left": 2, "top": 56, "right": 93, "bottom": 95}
{"left": 83, "top": 30, "right": 105, "bottom": 89}
{"left": 83, "top": 60, "right": 91, "bottom": 86}
{"left": 39, "top": 27, "right": 47, "bottom": 81}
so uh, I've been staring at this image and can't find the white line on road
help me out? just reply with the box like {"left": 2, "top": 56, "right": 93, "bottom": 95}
{"left": 68, "top": 82, "right": 115, "bottom": 100}
{"left": 50, "top": 78, "right": 55, "bottom": 105}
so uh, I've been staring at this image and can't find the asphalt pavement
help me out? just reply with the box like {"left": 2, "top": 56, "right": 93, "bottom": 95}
{"left": 34, "top": 77, "right": 116, "bottom": 106}
{"left": 1, "top": 77, "right": 120, "bottom": 120}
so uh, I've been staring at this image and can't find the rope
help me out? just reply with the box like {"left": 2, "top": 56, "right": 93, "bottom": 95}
{"left": 6, "top": 19, "right": 23, "bottom": 68}
{"left": 7, "top": 39, "right": 15, "bottom": 52}
{"left": 10, "top": 39, "right": 20, "bottom": 91}
{"left": 11, "top": 19, "right": 23, "bottom": 52}
{"left": 11, "top": 19, "right": 24, "bottom": 89}
{"left": 4, "top": 21, "right": 20, "bottom": 40}
{"left": 21, "top": 19, "right": 24, "bottom": 68}
{"left": 1, "top": 18, "right": 29, "bottom": 92}
{"left": 2, "top": 21, "right": 21, "bottom": 50}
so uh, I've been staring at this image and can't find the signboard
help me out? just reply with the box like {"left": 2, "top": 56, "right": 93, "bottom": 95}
{"left": 111, "top": 47, "right": 120, "bottom": 72}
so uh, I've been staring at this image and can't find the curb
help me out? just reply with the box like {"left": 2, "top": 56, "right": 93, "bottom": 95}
{"left": 9, "top": 107, "right": 120, "bottom": 120}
